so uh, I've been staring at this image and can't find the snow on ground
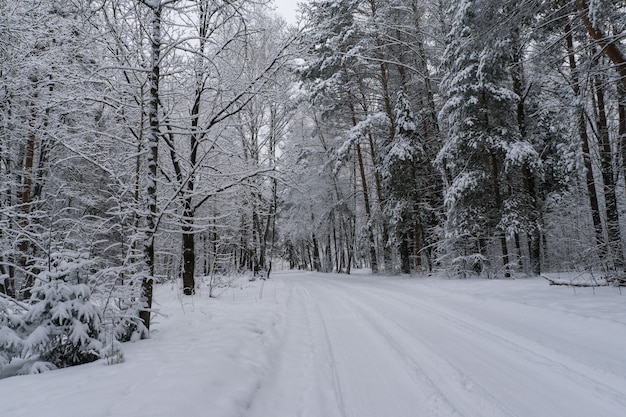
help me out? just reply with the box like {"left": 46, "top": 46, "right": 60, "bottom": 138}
{"left": 0, "top": 277, "right": 287, "bottom": 417}
{"left": 1, "top": 270, "right": 626, "bottom": 417}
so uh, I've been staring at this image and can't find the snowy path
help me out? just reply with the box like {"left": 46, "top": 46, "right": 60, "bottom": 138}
{"left": 249, "top": 271, "right": 626, "bottom": 417}
{"left": 2, "top": 271, "right": 626, "bottom": 417}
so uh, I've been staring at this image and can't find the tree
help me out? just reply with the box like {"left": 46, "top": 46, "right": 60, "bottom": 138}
{"left": 153, "top": 1, "right": 294, "bottom": 293}
{"left": 0, "top": 0, "right": 114, "bottom": 296}
{"left": 299, "top": 0, "right": 384, "bottom": 272}
{"left": 135, "top": 0, "right": 174, "bottom": 330}
{"left": 576, "top": 0, "right": 626, "bottom": 91}
{"left": 438, "top": 0, "right": 542, "bottom": 276}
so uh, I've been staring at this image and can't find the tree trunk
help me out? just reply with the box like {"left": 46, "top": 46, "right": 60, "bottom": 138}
{"left": 348, "top": 99, "right": 378, "bottom": 273}
{"left": 399, "top": 232, "right": 411, "bottom": 274}
{"left": 367, "top": 128, "right": 391, "bottom": 270}
{"left": 331, "top": 212, "right": 338, "bottom": 272}
{"left": 311, "top": 234, "right": 321, "bottom": 271}
{"left": 576, "top": 0, "right": 626, "bottom": 91}
{"left": 182, "top": 224, "right": 195, "bottom": 295}
{"left": 619, "top": 84, "right": 626, "bottom": 187}
{"left": 403, "top": 7, "right": 442, "bottom": 274}
{"left": 178, "top": 11, "right": 207, "bottom": 294}
{"left": 355, "top": 141, "right": 378, "bottom": 273}
{"left": 510, "top": 36, "right": 542, "bottom": 275}
{"left": 514, "top": 233, "right": 523, "bottom": 269}
{"left": 593, "top": 72, "right": 624, "bottom": 268}
{"left": 414, "top": 217, "right": 422, "bottom": 269}
{"left": 20, "top": 77, "right": 38, "bottom": 257}
{"left": 18, "top": 77, "right": 39, "bottom": 300}
{"left": 365, "top": 0, "right": 393, "bottom": 272}
{"left": 139, "top": 1, "right": 163, "bottom": 332}
{"left": 565, "top": 21, "right": 605, "bottom": 257}
{"left": 491, "top": 154, "right": 510, "bottom": 277}
{"left": 525, "top": 165, "right": 542, "bottom": 275}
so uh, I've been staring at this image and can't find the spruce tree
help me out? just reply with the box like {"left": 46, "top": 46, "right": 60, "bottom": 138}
{"left": 438, "top": 0, "right": 540, "bottom": 276}
{"left": 381, "top": 92, "right": 424, "bottom": 273}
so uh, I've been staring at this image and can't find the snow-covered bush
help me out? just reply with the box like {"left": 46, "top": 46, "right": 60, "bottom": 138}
{"left": 38, "top": 251, "right": 94, "bottom": 284}
{"left": 0, "top": 297, "right": 24, "bottom": 368}
{"left": 109, "top": 297, "right": 147, "bottom": 343}
{"left": 451, "top": 253, "right": 488, "bottom": 278}
{"left": 96, "top": 267, "right": 148, "bottom": 343}
{"left": 101, "top": 339, "right": 125, "bottom": 365}
{"left": 0, "top": 257, "right": 151, "bottom": 376}
{"left": 17, "top": 280, "right": 103, "bottom": 369}
{"left": 1, "top": 279, "right": 106, "bottom": 376}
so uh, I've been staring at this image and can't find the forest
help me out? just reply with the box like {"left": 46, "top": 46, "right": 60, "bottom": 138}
{"left": 1, "top": 0, "right": 626, "bottom": 374}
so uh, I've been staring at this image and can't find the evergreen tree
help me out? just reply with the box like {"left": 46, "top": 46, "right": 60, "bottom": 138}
{"left": 299, "top": 0, "right": 381, "bottom": 272}
{"left": 381, "top": 92, "right": 425, "bottom": 273}
{"left": 438, "top": 0, "right": 541, "bottom": 276}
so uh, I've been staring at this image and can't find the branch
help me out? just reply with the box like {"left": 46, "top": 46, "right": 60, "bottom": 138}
{"left": 576, "top": 0, "right": 626, "bottom": 90}
{"left": 193, "top": 168, "right": 276, "bottom": 211}
{"left": 0, "top": 291, "right": 30, "bottom": 312}
{"left": 201, "top": 34, "right": 297, "bottom": 133}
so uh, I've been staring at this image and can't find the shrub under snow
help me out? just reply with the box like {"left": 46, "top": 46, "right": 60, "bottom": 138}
{"left": 1, "top": 280, "right": 104, "bottom": 375}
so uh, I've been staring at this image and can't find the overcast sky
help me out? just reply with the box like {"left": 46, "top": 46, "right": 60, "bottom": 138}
{"left": 273, "top": 0, "right": 302, "bottom": 24}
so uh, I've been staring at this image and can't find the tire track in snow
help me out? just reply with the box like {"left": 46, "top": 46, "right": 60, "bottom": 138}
{"left": 413, "top": 280, "right": 626, "bottom": 377}
{"left": 317, "top": 277, "right": 626, "bottom": 417}
{"left": 323, "top": 286, "right": 519, "bottom": 417}
{"left": 300, "top": 285, "right": 349, "bottom": 417}
{"left": 301, "top": 279, "right": 467, "bottom": 417}
{"left": 365, "top": 284, "right": 626, "bottom": 400}
{"left": 246, "top": 282, "right": 347, "bottom": 417}
{"left": 311, "top": 279, "right": 517, "bottom": 417}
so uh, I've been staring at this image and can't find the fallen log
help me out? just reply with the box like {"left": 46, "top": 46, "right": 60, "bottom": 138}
{"left": 541, "top": 274, "right": 606, "bottom": 287}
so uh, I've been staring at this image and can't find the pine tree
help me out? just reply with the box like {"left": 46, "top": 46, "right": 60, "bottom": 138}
{"left": 381, "top": 92, "right": 424, "bottom": 273}
{"left": 438, "top": 0, "right": 540, "bottom": 276}
{"left": 299, "top": 0, "right": 381, "bottom": 272}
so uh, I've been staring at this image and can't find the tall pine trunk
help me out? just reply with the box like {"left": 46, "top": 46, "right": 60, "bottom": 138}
{"left": 565, "top": 21, "right": 605, "bottom": 257}
{"left": 593, "top": 71, "right": 624, "bottom": 268}
{"left": 490, "top": 154, "right": 510, "bottom": 278}
{"left": 510, "top": 38, "right": 541, "bottom": 275}
{"left": 349, "top": 101, "right": 378, "bottom": 273}
{"left": 619, "top": 84, "right": 626, "bottom": 187}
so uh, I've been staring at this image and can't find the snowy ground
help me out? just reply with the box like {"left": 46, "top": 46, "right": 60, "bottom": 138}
{"left": 1, "top": 270, "right": 626, "bottom": 417}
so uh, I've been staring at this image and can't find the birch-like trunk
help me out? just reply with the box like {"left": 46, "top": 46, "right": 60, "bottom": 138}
{"left": 140, "top": 0, "right": 163, "bottom": 331}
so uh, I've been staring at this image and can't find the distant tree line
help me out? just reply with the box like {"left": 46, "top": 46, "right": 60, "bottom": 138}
{"left": 281, "top": 0, "right": 626, "bottom": 279}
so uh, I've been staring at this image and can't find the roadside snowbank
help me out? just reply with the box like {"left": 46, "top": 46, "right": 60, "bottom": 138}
{"left": 0, "top": 277, "right": 286, "bottom": 417}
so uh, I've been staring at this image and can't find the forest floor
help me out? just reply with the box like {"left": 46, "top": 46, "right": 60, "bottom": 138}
{"left": 1, "top": 270, "right": 626, "bottom": 417}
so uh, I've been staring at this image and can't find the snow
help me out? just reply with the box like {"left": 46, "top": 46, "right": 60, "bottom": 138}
{"left": 444, "top": 170, "right": 483, "bottom": 208}
{"left": 2, "top": 271, "right": 626, "bottom": 417}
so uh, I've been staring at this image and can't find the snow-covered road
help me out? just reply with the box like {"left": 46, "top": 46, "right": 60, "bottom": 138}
{"left": 2, "top": 270, "right": 625, "bottom": 417}
{"left": 249, "top": 271, "right": 626, "bottom": 417}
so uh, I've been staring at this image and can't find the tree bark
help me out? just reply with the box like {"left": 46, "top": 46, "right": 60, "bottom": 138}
{"left": 349, "top": 101, "right": 378, "bottom": 273}
{"left": 181, "top": 223, "right": 195, "bottom": 295}
{"left": 490, "top": 154, "right": 510, "bottom": 277}
{"left": 618, "top": 84, "right": 626, "bottom": 187}
{"left": 362, "top": 2, "right": 395, "bottom": 270}
{"left": 565, "top": 21, "right": 606, "bottom": 256}
{"left": 399, "top": 231, "right": 411, "bottom": 274}
{"left": 593, "top": 72, "right": 624, "bottom": 268}
{"left": 576, "top": 0, "right": 626, "bottom": 91}
{"left": 510, "top": 38, "right": 541, "bottom": 275}
{"left": 140, "top": 0, "right": 165, "bottom": 331}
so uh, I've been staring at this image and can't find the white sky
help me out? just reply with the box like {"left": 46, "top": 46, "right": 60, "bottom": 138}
{"left": 273, "top": 0, "right": 302, "bottom": 24}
